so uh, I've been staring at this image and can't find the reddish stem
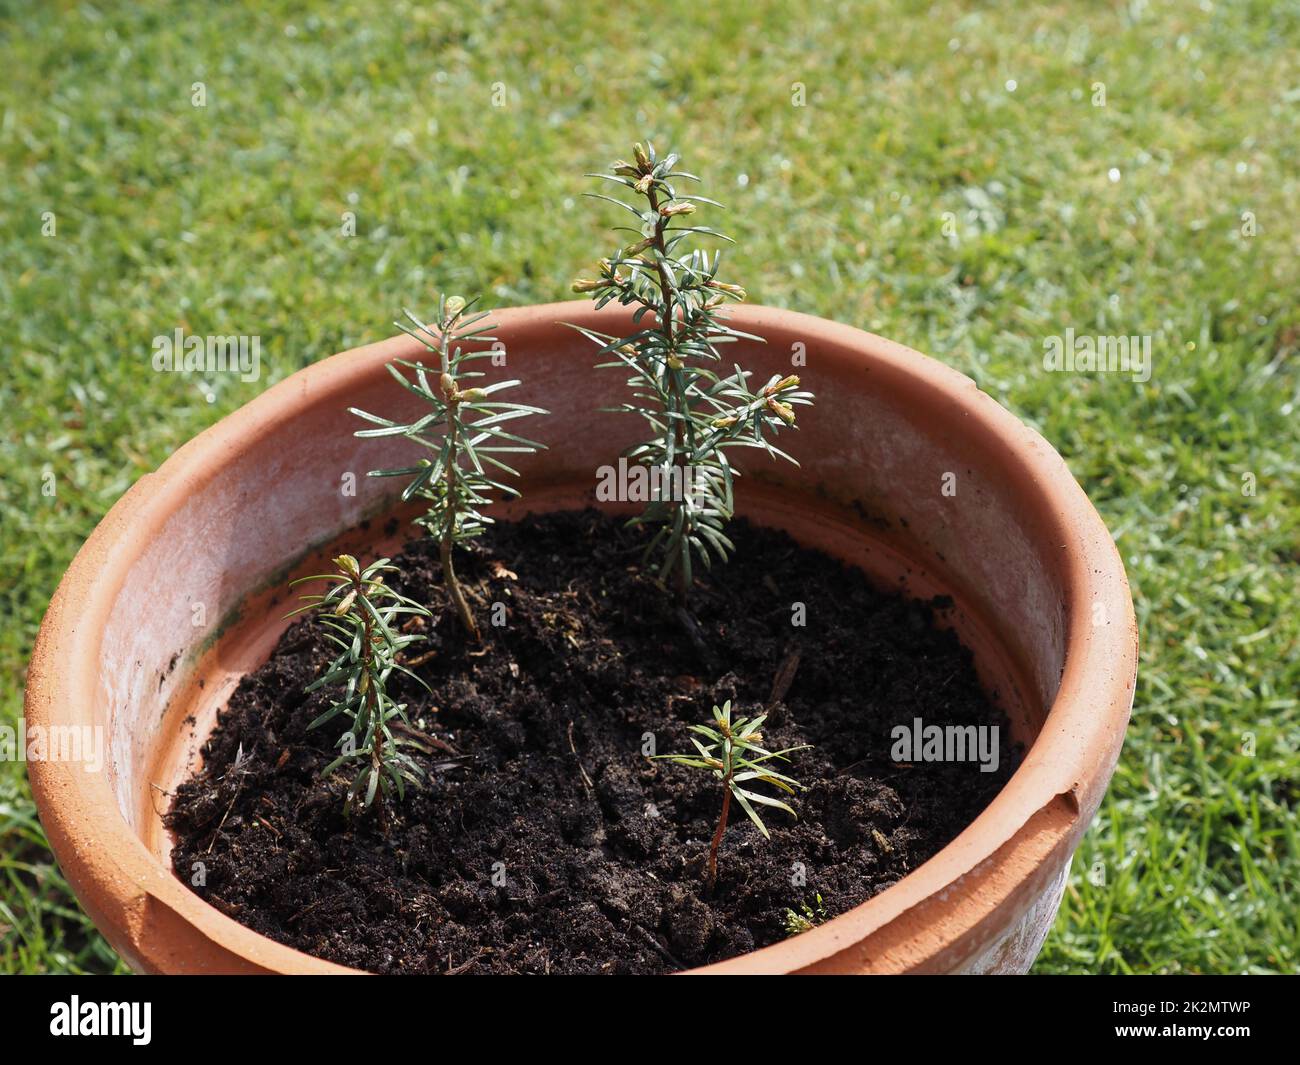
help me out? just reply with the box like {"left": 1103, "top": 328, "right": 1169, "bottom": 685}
{"left": 706, "top": 782, "right": 731, "bottom": 895}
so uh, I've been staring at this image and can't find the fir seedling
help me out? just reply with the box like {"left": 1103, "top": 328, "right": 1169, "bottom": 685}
{"left": 653, "top": 700, "right": 809, "bottom": 893}
{"left": 351, "top": 295, "right": 546, "bottom": 640}
{"left": 570, "top": 142, "right": 815, "bottom": 604}
{"left": 288, "top": 554, "right": 432, "bottom": 818}
{"left": 782, "top": 893, "right": 828, "bottom": 937}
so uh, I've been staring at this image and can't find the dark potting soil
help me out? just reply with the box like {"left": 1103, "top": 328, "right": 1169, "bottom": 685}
{"left": 167, "top": 509, "right": 1018, "bottom": 974}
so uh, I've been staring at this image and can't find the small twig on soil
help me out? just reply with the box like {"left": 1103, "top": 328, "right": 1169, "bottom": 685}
{"left": 390, "top": 719, "right": 460, "bottom": 757}
{"left": 287, "top": 896, "right": 337, "bottom": 926}
{"left": 835, "top": 756, "right": 914, "bottom": 777}
{"left": 567, "top": 721, "right": 594, "bottom": 791}
{"left": 445, "top": 948, "right": 493, "bottom": 975}
{"left": 765, "top": 647, "right": 801, "bottom": 711}
{"left": 630, "top": 923, "right": 684, "bottom": 970}
{"left": 205, "top": 757, "right": 249, "bottom": 854}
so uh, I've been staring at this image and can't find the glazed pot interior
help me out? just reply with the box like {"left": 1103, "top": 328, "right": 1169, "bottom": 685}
{"left": 63, "top": 302, "right": 1118, "bottom": 972}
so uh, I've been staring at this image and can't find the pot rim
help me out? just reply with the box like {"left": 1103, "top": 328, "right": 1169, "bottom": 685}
{"left": 25, "top": 300, "right": 1137, "bottom": 974}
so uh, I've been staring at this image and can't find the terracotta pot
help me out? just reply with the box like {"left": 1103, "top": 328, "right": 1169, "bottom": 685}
{"left": 25, "top": 301, "right": 1136, "bottom": 974}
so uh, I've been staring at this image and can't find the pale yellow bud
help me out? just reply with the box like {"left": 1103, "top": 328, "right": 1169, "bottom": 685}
{"left": 444, "top": 295, "right": 466, "bottom": 318}
{"left": 767, "top": 398, "right": 797, "bottom": 425}
{"left": 659, "top": 201, "right": 696, "bottom": 218}
{"left": 597, "top": 258, "right": 627, "bottom": 284}
{"left": 764, "top": 374, "right": 801, "bottom": 396}
{"left": 708, "top": 280, "right": 746, "bottom": 300}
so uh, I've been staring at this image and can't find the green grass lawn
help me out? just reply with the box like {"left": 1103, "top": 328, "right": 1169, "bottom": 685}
{"left": 2, "top": 0, "right": 1297, "bottom": 974}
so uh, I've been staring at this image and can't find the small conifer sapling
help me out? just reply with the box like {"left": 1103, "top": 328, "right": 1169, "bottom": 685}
{"left": 351, "top": 295, "right": 547, "bottom": 639}
{"left": 571, "top": 142, "right": 814, "bottom": 605}
{"left": 653, "top": 700, "right": 809, "bottom": 893}
{"left": 287, "top": 554, "right": 432, "bottom": 820}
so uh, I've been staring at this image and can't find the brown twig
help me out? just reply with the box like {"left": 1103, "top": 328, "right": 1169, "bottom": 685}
{"left": 766, "top": 647, "right": 801, "bottom": 710}
{"left": 205, "top": 784, "right": 243, "bottom": 855}
{"left": 445, "top": 948, "right": 493, "bottom": 975}
{"left": 567, "top": 721, "right": 594, "bottom": 791}
{"left": 390, "top": 719, "right": 460, "bottom": 757}
{"left": 630, "top": 924, "right": 684, "bottom": 970}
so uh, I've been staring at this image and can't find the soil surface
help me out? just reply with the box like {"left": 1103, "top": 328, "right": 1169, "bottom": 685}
{"left": 167, "top": 509, "right": 1018, "bottom": 974}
